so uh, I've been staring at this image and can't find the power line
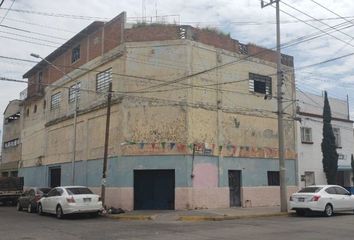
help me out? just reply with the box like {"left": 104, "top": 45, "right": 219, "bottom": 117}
{"left": 0, "top": 35, "right": 57, "bottom": 47}
{"left": 0, "top": 7, "right": 110, "bottom": 21}
{"left": 0, "top": 30, "right": 62, "bottom": 45}
{"left": 281, "top": 1, "right": 354, "bottom": 48}
{"left": 0, "top": 0, "right": 15, "bottom": 25}
{"left": 310, "top": 0, "right": 354, "bottom": 27}
{"left": 0, "top": 24, "right": 68, "bottom": 40}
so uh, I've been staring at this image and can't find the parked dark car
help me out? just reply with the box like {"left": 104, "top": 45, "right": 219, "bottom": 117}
{"left": 17, "top": 187, "right": 51, "bottom": 213}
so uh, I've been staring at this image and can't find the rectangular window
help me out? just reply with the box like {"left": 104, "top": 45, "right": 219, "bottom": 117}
{"left": 267, "top": 171, "right": 280, "bottom": 186}
{"left": 96, "top": 68, "right": 112, "bottom": 92}
{"left": 71, "top": 45, "right": 80, "bottom": 63}
{"left": 249, "top": 73, "right": 272, "bottom": 95}
{"left": 333, "top": 128, "right": 341, "bottom": 147}
{"left": 50, "top": 92, "right": 61, "bottom": 110}
{"left": 301, "top": 127, "right": 312, "bottom": 143}
{"left": 68, "top": 82, "right": 81, "bottom": 103}
{"left": 4, "top": 138, "right": 20, "bottom": 149}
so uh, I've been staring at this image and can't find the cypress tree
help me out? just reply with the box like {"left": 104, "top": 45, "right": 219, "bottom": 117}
{"left": 321, "top": 91, "right": 338, "bottom": 184}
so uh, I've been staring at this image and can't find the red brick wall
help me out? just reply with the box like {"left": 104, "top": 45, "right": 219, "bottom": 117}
{"left": 88, "top": 28, "right": 103, "bottom": 61}
{"left": 191, "top": 28, "right": 239, "bottom": 53}
{"left": 103, "top": 13, "right": 124, "bottom": 53}
{"left": 247, "top": 44, "right": 277, "bottom": 64}
{"left": 125, "top": 25, "right": 179, "bottom": 42}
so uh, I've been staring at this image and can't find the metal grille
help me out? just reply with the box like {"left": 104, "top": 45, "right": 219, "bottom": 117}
{"left": 249, "top": 73, "right": 272, "bottom": 95}
{"left": 239, "top": 43, "right": 248, "bottom": 55}
{"left": 96, "top": 68, "right": 112, "bottom": 92}
{"left": 68, "top": 82, "right": 81, "bottom": 103}
{"left": 50, "top": 92, "right": 61, "bottom": 110}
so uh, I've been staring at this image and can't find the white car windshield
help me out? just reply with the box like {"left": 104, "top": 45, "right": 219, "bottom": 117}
{"left": 66, "top": 187, "right": 93, "bottom": 195}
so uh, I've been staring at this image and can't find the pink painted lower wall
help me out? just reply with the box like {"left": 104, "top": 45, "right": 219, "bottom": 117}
{"left": 242, "top": 186, "right": 298, "bottom": 207}
{"left": 90, "top": 186, "right": 299, "bottom": 210}
{"left": 175, "top": 187, "right": 229, "bottom": 210}
{"left": 91, "top": 187, "right": 134, "bottom": 210}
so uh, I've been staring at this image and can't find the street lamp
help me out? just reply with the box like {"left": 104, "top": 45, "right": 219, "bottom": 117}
{"left": 30, "top": 53, "right": 79, "bottom": 186}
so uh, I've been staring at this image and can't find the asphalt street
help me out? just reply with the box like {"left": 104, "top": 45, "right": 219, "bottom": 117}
{"left": 1, "top": 206, "right": 354, "bottom": 240}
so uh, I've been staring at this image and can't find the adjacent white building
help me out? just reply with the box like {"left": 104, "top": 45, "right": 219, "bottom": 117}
{"left": 296, "top": 91, "right": 354, "bottom": 188}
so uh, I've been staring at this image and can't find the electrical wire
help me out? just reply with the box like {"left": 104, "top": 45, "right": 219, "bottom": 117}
{"left": 0, "top": 0, "right": 15, "bottom": 25}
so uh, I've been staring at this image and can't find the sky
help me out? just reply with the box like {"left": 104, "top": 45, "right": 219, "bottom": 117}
{"left": 1, "top": 0, "right": 354, "bottom": 136}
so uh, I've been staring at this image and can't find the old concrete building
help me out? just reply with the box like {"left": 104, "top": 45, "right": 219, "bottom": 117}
{"left": 296, "top": 91, "right": 354, "bottom": 188}
{"left": 1, "top": 100, "right": 22, "bottom": 177}
{"left": 18, "top": 11, "right": 297, "bottom": 210}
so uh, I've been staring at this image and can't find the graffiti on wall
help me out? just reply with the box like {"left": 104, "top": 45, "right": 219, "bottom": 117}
{"left": 121, "top": 141, "right": 297, "bottom": 159}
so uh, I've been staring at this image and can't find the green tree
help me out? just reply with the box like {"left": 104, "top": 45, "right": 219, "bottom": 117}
{"left": 321, "top": 91, "right": 338, "bottom": 184}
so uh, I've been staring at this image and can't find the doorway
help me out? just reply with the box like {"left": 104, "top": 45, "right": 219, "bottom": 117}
{"left": 228, "top": 170, "right": 242, "bottom": 207}
{"left": 134, "top": 170, "right": 175, "bottom": 210}
{"left": 49, "top": 167, "right": 61, "bottom": 188}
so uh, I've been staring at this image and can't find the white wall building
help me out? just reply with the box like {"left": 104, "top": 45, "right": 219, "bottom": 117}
{"left": 296, "top": 91, "right": 354, "bottom": 188}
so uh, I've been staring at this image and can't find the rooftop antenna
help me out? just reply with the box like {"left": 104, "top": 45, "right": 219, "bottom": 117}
{"left": 142, "top": 0, "right": 146, "bottom": 22}
{"left": 155, "top": 0, "right": 158, "bottom": 22}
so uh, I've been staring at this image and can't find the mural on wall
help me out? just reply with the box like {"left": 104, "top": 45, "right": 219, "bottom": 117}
{"left": 121, "top": 141, "right": 297, "bottom": 159}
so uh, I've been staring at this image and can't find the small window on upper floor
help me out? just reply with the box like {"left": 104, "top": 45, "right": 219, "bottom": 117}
{"left": 249, "top": 73, "right": 272, "bottom": 95}
{"left": 68, "top": 82, "right": 81, "bottom": 103}
{"left": 50, "top": 92, "right": 61, "bottom": 110}
{"left": 26, "top": 108, "right": 29, "bottom": 117}
{"left": 96, "top": 68, "right": 112, "bottom": 92}
{"left": 33, "top": 104, "right": 37, "bottom": 113}
{"left": 333, "top": 128, "right": 341, "bottom": 148}
{"left": 71, "top": 45, "right": 80, "bottom": 63}
{"left": 43, "top": 100, "right": 47, "bottom": 110}
{"left": 301, "top": 127, "right": 312, "bottom": 144}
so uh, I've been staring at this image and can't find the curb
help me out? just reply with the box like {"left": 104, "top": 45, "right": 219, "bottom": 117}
{"left": 105, "top": 214, "right": 156, "bottom": 221}
{"left": 178, "top": 212, "right": 290, "bottom": 222}
{"left": 104, "top": 212, "right": 290, "bottom": 221}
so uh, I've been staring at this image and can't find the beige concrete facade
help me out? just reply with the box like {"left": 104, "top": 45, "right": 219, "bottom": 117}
{"left": 16, "top": 12, "right": 297, "bottom": 210}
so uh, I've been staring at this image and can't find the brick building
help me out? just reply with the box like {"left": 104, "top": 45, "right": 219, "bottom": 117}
{"left": 18, "top": 11, "right": 297, "bottom": 210}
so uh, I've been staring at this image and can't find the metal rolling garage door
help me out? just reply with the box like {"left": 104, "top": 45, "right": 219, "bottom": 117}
{"left": 134, "top": 170, "right": 175, "bottom": 210}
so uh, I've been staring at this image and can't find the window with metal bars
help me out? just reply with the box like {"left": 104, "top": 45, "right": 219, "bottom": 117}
{"left": 96, "top": 68, "right": 112, "bottom": 92}
{"left": 50, "top": 92, "right": 61, "bottom": 110}
{"left": 68, "top": 82, "right": 81, "bottom": 103}
{"left": 249, "top": 73, "right": 272, "bottom": 95}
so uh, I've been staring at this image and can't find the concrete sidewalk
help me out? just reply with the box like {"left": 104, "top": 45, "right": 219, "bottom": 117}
{"left": 105, "top": 206, "right": 290, "bottom": 221}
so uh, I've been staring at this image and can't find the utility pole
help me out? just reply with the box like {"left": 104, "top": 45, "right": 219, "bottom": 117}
{"left": 261, "top": 0, "right": 288, "bottom": 212}
{"left": 101, "top": 83, "right": 112, "bottom": 208}
{"left": 71, "top": 82, "right": 79, "bottom": 185}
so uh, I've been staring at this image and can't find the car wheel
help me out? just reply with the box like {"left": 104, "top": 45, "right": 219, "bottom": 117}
{"left": 324, "top": 204, "right": 333, "bottom": 217}
{"left": 27, "top": 203, "right": 33, "bottom": 213}
{"left": 16, "top": 202, "right": 23, "bottom": 211}
{"left": 295, "top": 210, "right": 306, "bottom": 216}
{"left": 38, "top": 204, "right": 43, "bottom": 215}
{"left": 56, "top": 205, "right": 64, "bottom": 219}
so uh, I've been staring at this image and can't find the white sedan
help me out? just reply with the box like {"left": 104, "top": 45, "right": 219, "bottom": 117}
{"left": 38, "top": 186, "right": 103, "bottom": 219}
{"left": 289, "top": 185, "right": 354, "bottom": 217}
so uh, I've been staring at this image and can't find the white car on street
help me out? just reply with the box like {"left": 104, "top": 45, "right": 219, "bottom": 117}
{"left": 38, "top": 186, "right": 103, "bottom": 219}
{"left": 289, "top": 185, "right": 354, "bottom": 217}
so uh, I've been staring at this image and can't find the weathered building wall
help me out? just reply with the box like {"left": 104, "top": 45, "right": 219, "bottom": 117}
{"left": 1, "top": 100, "right": 22, "bottom": 175}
